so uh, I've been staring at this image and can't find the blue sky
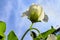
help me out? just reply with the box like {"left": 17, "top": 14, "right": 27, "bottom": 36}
{"left": 0, "top": 0, "right": 60, "bottom": 40}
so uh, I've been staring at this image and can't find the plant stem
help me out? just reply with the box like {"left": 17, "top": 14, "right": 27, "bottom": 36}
{"left": 30, "top": 23, "right": 34, "bottom": 30}
{"left": 21, "top": 28, "right": 40, "bottom": 40}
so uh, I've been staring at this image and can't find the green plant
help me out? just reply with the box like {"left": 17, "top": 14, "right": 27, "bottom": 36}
{"left": 0, "top": 3, "right": 60, "bottom": 40}
{"left": 0, "top": 21, "right": 18, "bottom": 40}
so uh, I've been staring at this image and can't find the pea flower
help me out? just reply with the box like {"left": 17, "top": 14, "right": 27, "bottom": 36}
{"left": 22, "top": 3, "right": 48, "bottom": 23}
{"left": 47, "top": 34, "right": 57, "bottom": 40}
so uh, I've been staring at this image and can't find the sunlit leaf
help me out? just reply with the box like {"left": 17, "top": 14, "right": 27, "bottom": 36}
{"left": 0, "top": 33, "right": 6, "bottom": 40}
{"left": 0, "top": 21, "right": 6, "bottom": 33}
{"left": 7, "top": 31, "right": 18, "bottom": 40}
{"left": 37, "top": 26, "right": 56, "bottom": 39}
{"left": 56, "top": 35, "right": 60, "bottom": 40}
{"left": 41, "top": 27, "right": 55, "bottom": 39}
{"left": 34, "top": 37, "right": 40, "bottom": 40}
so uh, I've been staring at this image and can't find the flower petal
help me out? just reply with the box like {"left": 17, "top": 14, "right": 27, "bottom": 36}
{"left": 43, "top": 14, "right": 48, "bottom": 22}
{"left": 38, "top": 8, "right": 44, "bottom": 21}
{"left": 47, "top": 34, "right": 57, "bottom": 40}
{"left": 21, "top": 9, "right": 29, "bottom": 17}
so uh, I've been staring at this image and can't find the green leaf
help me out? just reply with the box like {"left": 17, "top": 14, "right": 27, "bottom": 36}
{"left": 41, "top": 27, "right": 55, "bottom": 39}
{"left": 37, "top": 26, "right": 56, "bottom": 39}
{"left": 7, "top": 31, "right": 18, "bottom": 40}
{"left": 0, "top": 33, "right": 6, "bottom": 40}
{"left": 0, "top": 21, "right": 6, "bottom": 33}
{"left": 56, "top": 35, "right": 60, "bottom": 40}
{"left": 34, "top": 38, "right": 40, "bottom": 40}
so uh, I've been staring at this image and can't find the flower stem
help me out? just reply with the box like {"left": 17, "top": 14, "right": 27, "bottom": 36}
{"left": 30, "top": 23, "right": 34, "bottom": 30}
{"left": 21, "top": 28, "right": 40, "bottom": 40}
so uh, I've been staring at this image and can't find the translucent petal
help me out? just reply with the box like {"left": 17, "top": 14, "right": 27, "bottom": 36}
{"left": 21, "top": 10, "right": 29, "bottom": 17}
{"left": 43, "top": 14, "right": 48, "bottom": 22}
{"left": 38, "top": 8, "right": 44, "bottom": 21}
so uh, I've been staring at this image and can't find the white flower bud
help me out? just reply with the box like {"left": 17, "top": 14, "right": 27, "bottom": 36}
{"left": 22, "top": 3, "right": 48, "bottom": 23}
{"left": 47, "top": 34, "right": 57, "bottom": 40}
